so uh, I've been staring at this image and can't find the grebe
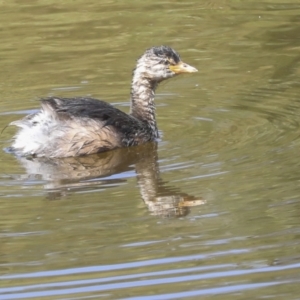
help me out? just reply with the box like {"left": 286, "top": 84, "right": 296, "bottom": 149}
{"left": 10, "top": 46, "right": 197, "bottom": 157}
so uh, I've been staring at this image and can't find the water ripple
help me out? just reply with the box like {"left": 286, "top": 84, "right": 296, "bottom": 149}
{"left": 1, "top": 261, "right": 299, "bottom": 299}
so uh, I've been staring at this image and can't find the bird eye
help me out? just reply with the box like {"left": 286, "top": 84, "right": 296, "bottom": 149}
{"left": 158, "top": 59, "right": 168, "bottom": 65}
{"left": 167, "top": 58, "right": 175, "bottom": 65}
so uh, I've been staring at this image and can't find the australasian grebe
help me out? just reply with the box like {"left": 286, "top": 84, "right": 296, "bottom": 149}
{"left": 10, "top": 46, "right": 197, "bottom": 158}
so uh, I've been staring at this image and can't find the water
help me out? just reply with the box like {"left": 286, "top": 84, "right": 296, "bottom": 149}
{"left": 1, "top": 0, "right": 300, "bottom": 299}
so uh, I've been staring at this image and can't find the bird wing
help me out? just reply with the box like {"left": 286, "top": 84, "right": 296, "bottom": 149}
{"left": 10, "top": 97, "right": 144, "bottom": 157}
{"left": 39, "top": 97, "right": 143, "bottom": 156}
{"left": 41, "top": 97, "right": 140, "bottom": 134}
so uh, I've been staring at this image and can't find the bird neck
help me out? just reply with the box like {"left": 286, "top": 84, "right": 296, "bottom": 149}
{"left": 130, "top": 72, "right": 159, "bottom": 138}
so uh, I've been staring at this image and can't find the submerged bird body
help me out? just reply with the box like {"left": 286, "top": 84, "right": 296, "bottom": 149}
{"left": 10, "top": 46, "right": 197, "bottom": 157}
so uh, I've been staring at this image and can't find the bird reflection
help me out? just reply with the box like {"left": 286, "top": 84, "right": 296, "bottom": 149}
{"left": 16, "top": 143, "right": 204, "bottom": 217}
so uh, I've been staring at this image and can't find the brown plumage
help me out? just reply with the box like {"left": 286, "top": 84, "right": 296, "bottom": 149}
{"left": 10, "top": 46, "right": 197, "bottom": 157}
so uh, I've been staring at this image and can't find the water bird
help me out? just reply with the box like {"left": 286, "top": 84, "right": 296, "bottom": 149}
{"left": 10, "top": 46, "right": 197, "bottom": 158}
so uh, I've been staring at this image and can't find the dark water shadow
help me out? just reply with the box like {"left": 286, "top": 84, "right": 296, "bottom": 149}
{"left": 15, "top": 143, "right": 204, "bottom": 217}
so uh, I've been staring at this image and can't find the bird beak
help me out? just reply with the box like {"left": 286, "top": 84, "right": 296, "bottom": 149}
{"left": 169, "top": 61, "right": 198, "bottom": 74}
